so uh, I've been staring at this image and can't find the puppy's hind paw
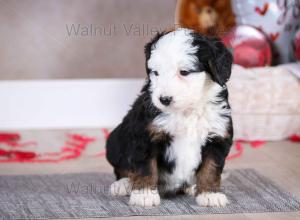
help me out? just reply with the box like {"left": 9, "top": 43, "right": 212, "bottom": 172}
{"left": 196, "top": 192, "right": 229, "bottom": 207}
{"left": 109, "top": 178, "right": 132, "bottom": 196}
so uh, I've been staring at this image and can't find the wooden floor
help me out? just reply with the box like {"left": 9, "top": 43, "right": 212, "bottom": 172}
{"left": 1, "top": 140, "right": 300, "bottom": 220}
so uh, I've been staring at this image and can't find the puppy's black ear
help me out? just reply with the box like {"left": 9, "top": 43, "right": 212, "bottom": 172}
{"left": 207, "top": 38, "right": 233, "bottom": 86}
{"left": 144, "top": 32, "right": 164, "bottom": 75}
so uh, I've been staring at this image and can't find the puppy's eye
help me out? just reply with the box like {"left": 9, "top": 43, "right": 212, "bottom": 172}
{"left": 180, "top": 70, "right": 190, "bottom": 76}
{"left": 152, "top": 71, "right": 159, "bottom": 76}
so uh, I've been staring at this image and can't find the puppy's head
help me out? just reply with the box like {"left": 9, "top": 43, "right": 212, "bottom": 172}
{"left": 145, "top": 28, "right": 232, "bottom": 112}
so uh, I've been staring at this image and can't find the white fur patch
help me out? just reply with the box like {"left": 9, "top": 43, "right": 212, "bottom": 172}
{"left": 196, "top": 192, "right": 229, "bottom": 207}
{"left": 157, "top": 112, "right": 201, "bottom": 191}
{"left": 154, "top": 82, "right": 230, "bottom": 192}
{"left": 109, "top": 178, "right": 132, "bottom": 196}
{"left": 184, "top": 184, "right": 196, "bottom": 196}
{"left": 148, "top": 29, "right": 204, "bottom": 112}
{"left": 129, "top": 188, "right": 161, "bottom": 207}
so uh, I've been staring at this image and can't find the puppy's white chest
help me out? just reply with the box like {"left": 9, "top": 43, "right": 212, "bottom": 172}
{"left": 154, "top": 113, "right": 208, "bottom": 189}
{"left": 165, "top": 134, "right": 202, "bottom": 188}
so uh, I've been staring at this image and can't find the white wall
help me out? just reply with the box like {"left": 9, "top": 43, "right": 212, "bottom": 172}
{"left": 0, "top": 79, "right": 144, "bottom": 130}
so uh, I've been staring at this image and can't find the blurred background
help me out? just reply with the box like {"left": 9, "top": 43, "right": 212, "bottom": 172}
{"left": 1, "top": 0, "right": 300, "bottom": 80}
{"left": 0, "top": 0, "right": 176, "bottom": 80}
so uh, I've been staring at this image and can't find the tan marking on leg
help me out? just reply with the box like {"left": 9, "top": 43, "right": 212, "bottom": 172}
{"left": 147, "top": 124, "right": 168, "bottom": 142}
{"left": 129, "top": 159, "right": 158, "bottom": 190}
{"left": 195, "top": 156, "right": 229, "bottom": 207}
{"left": 115, "top": 168, "right": 130, "bottom": 179}
{"left": 128, "top": 159, "right": 160, "bottom": 207}
{"left": 196, "top": 156, "right": 221, "bottom": 195}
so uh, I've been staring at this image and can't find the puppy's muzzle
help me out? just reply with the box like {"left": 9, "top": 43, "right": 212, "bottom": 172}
{"left": 159, "top": 96, "right": 173, "bottom": 106}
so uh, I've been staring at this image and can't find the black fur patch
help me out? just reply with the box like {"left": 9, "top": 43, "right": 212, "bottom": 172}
{"left": 106, "top": 89, "right": 175, "bottom": 177}
{"left": 191, "top": 33, "right": 233, "bottom": 86}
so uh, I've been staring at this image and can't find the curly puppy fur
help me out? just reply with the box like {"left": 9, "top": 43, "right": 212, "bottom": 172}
{"left": 106, "top": 28, "right": 233, "bottom": 207}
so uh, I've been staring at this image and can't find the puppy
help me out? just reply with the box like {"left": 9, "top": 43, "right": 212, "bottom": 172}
{"left": 106, "top": 28, "right": 233, "bottom": 207}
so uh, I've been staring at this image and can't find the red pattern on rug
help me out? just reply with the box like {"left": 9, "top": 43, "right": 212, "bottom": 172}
{"left": 1, "top": 130, "right": 298, "bottom": 163}
{"left": 0, "top": 132, "right": 106, "bottom": 163}
{"left": 226, "top": 140, "right": 266, "bottom": 160}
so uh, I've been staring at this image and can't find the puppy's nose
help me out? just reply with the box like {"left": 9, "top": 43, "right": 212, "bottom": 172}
{"left": 159, "top": 96, "right": 173, "bottom": 106}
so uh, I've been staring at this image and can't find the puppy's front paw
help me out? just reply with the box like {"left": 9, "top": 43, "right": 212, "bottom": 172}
{"left": 110, "top": 178, "right": 132, "bottom": 196}
{"left": 196, "top": 192, "right": 228, "bottom": 207}
{"left": 129, "top": 188, "right": 161, "bottom": 207}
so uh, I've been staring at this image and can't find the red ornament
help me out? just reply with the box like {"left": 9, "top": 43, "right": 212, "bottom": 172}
{"left": 222, "top": 25, "right": 272, "bottom": 68}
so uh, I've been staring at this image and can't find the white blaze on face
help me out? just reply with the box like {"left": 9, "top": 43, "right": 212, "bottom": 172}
{"left": 147, "top": 29, "right": 208, "bottom": 112}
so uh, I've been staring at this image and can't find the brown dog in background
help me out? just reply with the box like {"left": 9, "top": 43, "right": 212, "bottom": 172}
{"left": 177, "top": 0, "right": 236, "bottom": 36}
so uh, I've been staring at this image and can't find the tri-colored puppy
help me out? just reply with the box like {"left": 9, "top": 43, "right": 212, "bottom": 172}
{"left": 106, "top": 28, "right": 233, "bottom": 207}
